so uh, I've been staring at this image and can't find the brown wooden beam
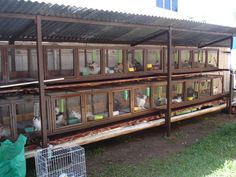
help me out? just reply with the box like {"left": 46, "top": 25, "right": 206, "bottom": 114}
{"left": 228, "top": 71, "right": 233, "bottom": 114}
{"left": 166, "top": 27, "right": 172, "bottom": 137}
{"left": 0, "top": 37, "right": 132, "bottom": 45}
{"left": 41, "top": 15, "right": 167, "bottom": 30}
{"left": 229, "top": 70, "right": 233, "bottom": 114}
{"left": 36, "top": 15, "right": 48, "bottom": 147}
{"left": 198, "top": 36, "right": 232, "bottom": 48}
{"left": 131, "top": 30, "right": 168, "bottom": 47}
{"left": 174, "top": 28, "right": 233, "bottom": 37}
{"left": 0, "top": 13, "right": 34, "bottom": 20}
{"left": 0, "top": 36, "right": 231, "bottom": 48}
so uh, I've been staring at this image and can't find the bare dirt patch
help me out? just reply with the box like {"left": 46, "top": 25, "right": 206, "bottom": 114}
{"left": 85, "top": 112, "right": 236, "bottom": 174}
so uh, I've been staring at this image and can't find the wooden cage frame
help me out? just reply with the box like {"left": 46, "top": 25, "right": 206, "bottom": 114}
{"left": 0, "top": 6, "right": 233, "bottom": 148}
{"left": 0, "top": 75, "right": 227, "bottom": 142}
{"left": 0, "top": 44, "right": 222, "bottom": 86}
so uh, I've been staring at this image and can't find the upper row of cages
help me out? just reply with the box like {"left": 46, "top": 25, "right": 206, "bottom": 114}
{"left": 0, "top": 44, "right": 221, "bottom": 84}
{"left": 0, "top": 75, "right": 224, "bottom": 141}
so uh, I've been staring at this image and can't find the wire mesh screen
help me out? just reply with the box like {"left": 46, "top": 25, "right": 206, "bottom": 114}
{"left": 35, "top": 145, "right": 86, "bottom": 177}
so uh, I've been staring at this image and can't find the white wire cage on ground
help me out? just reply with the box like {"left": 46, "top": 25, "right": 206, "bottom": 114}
{"left": 35, "top": 145, "right": 86, "bottom": 177}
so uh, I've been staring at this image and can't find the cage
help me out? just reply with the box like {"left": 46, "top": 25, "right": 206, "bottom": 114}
{"left": 146, "top": 49, "right": 162, "bottom": 71}
{"left": 30, "top": 49, "right": 38, "bottom": 77}
{"left": 105, "top": 49, "right": 123, "bottom": 74}
{"left": 35, "top": 145, "right": 86, "bottom": 177}
{"left": 172, "top": 82, "right": 184, "bottom": 103}
{"left": 180, "top": 49, "right": 192, "bottom": 68}
{"left": 113, "top": 90, "right": 131, "bottom": 116}
{"left": 86, "top": 93, "right": 108, "bottom": 121}
{"left": 134, "top": 87, "right": 151, "bottom": 111}
{"left": 172, "top": 50, "right": 179, "bottom": 69}
{"left": 199, "top": 79, "right": 211, "bottom": 97}
{"left": 0, "top": 104, "right": 11, "bottom": 139}
{"left": 153, "top": 85, "right": 167, "bottom": 106}
{"left": 185, "top": 81, "right": 199, "bottom": 101}
{"left": 127, "top": 49, "right": 144, "bottom": 72}
{"left": 207, "top": 50, "right": 218, "bottom": 68}
{"left": 47, "top": 48, "right": 74, "bottom": 78}
{"left": 212, "top": 77, "right": 223, "bottom": 95}
{"left": 16, "top": 98, "right": 41, "bottom": 134}
{"left": 54, "top": 96, "right": 82, "bottom": 128}
{"left": 192, "top": 50, "right": 206, "bottom": 68}
{"left": 8, "top": 48, "right": 38, "bottom": 81}
{"left": 79, "top": 49, "right": 101, "bottom": 76}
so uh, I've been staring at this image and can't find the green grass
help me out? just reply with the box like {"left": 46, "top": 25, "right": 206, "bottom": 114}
{"left": 89, "top": 122, "right": 236, "bottom": 177}
{"left": 86, "top": 146, "right": 105, "bottom": 158}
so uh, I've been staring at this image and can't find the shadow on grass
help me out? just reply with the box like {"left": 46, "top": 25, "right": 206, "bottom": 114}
{"left": 26, "top": 158, "right": 36, "bottom": 177}
{"left": 89, "top": 123, "right": 236, "bottom": 177}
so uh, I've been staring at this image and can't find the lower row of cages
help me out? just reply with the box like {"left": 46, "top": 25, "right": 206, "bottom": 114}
{"left": 0, "top": 75, "right": 224, "bottom": 141}
{"left": 0, "top": 45, "right": 220, "bottom": 85}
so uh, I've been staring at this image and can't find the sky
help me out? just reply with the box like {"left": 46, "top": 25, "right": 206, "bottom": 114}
{"left": 32, "top": 0, "right": 236, "bottom": 27}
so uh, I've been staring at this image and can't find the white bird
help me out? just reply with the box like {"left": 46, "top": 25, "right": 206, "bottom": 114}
{"left": 69, "top": 110, "right": 81, "bottom": 122}
{"left": 105, "top": 67, "right": 110, "bottom": 73}
{"left": 59, "top": 173, "right": 68, "bottom": 177}
{"left": 213, "top": 86, "right": 219, "bottom": 95}
{"left": 55, "top": 107, "right": 65, "bottom": 126}
{"left": 55, "top": 107, "right": 60, "bottom": 114}
{"left": 172, "top": 96, "right": 182, "bottom": 103}
{"left": 33, "top": 116, "right": 41, "bottom": 131}
{"left": 0, "top": 124, "right": 10, "bottom": 137}
{"left": 136, "top": 95, "right": 147, "bottom": 109}
{"left": 86, "top": 112, "right": 93, "bottom": 118}
{"left": 88, "top": 62, "right": 100, "bottom": 74}
{"left": 163, "top": 98, "right": 167, "bottom": 104}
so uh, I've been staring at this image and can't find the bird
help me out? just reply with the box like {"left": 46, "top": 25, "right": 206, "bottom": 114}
{"left": 172, "top": 96, "right": 182, "bottom": 103}
{"left": 213, "top": 86, "right": 219, "bottom": 95}
{"left": 0, "top": 124, "right": 10, "bottom": 138}
{"left": 136, "top": 95, "right": 147, "bottom": 109}
{"left": 33, "top": 116, "right": 41, "bottom": 131}
{"left": 55, "top": 107, "right": 65, "bottom": 126}
{"left": 69, "top": 110, "right": 81, "bottom": 122}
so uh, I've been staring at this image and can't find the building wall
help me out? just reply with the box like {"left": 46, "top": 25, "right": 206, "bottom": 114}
{"left": 219, "top": 48, "right": 230, "bottom": 92}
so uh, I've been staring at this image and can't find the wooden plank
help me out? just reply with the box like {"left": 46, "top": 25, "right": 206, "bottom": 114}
{"left": 166, "top": 27, "right": 172, "bottom": 136}
{"left": 171, "top": 104, "right": 226, "bottom": 122}
{"left": 0, "top": 13, "right": 34, "bottom": 20}
{"left": 0, "top": 78, "right": 64, "bottom": 88}
{"left": 36, "top": 15, "right": 47, "bottom": 147}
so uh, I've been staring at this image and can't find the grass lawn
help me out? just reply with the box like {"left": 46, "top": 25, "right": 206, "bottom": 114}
{"left": 89, "top": 121, "right": 236, "bottom": 177}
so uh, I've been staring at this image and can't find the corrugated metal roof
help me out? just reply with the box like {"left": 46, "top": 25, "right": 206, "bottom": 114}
{"left": 0, "top": 0, "right": 235, "bottom": 47}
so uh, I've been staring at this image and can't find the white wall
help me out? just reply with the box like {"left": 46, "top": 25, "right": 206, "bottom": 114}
{"left": 219, "top": 48, "right": 231, "bottom": 92}
{"left": 231, "top": 50, "right": 236, "bottom": 71}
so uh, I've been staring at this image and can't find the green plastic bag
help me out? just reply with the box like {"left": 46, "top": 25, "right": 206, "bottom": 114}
{"left": 0, "top": 134, "right": 27, "bottom": 177}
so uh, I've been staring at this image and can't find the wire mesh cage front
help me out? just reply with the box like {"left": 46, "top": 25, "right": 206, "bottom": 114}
{"left": 35, "top": 145, "right": 86, "bottom": 177}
